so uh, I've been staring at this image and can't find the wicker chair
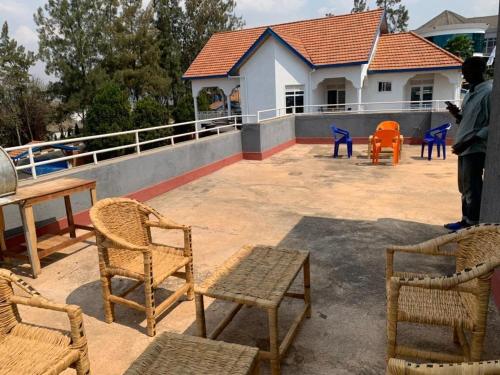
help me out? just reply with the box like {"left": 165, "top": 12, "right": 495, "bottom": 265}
{"left": 90, "top": 198, "right": 195, "bottom": 337}
{"left": 386, "top": 224, "right": 500, "bottom": 363}
{"left": 387, "top": 358, "right": 500, "bottom": 374}
{"left": 0, "top": 269, "right": 90, "bottom": 374}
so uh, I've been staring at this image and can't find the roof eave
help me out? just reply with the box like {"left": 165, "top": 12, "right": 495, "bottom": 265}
{"left": 368, "top": 65, "right": 462, "bottom": 74}
{"left": 182, "top": 74, "right": 229, "bottom": 81}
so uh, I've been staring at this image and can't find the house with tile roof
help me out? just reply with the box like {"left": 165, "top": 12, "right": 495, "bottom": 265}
{"left": 415, "top": 10, "right": 497, "bottom": 57}
{"left": 184, "top": 9, "right": 463, "bottom": 123}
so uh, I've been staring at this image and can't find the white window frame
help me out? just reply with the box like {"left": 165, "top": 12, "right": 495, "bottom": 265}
{"left": 378, "top": 82, "right": 392, "bottom": 92}
{"left": 285, "top": 85, "right": 305, "bottom": 114}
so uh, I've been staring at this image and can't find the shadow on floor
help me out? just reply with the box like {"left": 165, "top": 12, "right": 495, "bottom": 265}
{"left": 180, "top": 216, "right": 500, "bottom": 374}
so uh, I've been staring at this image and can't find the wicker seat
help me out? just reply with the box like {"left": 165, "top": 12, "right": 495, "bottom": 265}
{"left": 387, "top": 358, "right": 500, "bottom": 374}
{"left": 386, "top": 224, "right": 500, "bottom": 363}
{"left": 125, "top": 332, "right": 260, "bottom": 374}
{"left": 0, "top": 269, "right": 90, "bottom": 374}
{"left": 90, "top": 198, "right": 194, "bottom": 337}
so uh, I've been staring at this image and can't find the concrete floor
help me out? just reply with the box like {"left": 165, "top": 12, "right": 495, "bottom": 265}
{"left": 9, "top": 144, "right": 500, "bottom": 374}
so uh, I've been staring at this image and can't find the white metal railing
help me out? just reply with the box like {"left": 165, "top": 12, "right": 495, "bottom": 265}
{"left": 5, "top": 115, "right": 248, "bottom": 180}
{"left": 257, "top": 99, "right": 461, "bottom": 122}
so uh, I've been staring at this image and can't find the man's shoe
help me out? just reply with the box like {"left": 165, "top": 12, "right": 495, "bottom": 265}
{"left": 444, "top": 220, "right": 470, "bottom": 231}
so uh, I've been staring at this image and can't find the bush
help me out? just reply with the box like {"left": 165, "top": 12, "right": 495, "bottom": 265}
{"left": 84, "top": 82, "right": 132, "bottom": 155}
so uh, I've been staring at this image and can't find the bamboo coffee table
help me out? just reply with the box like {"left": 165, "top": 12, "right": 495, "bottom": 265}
{"left": 195, "top": 245, "right": 311, "bottom": 375}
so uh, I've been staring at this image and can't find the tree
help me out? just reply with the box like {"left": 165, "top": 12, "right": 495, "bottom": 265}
{"left": 376, "top": 0, "right": 409, "bottom": 32}
{"left": 444, "top": 35, "right": 474, "bottom": 60}
{"left": 0, "top": 22, "right": 50, "bottom": 147}
{"left": 132, "top": 96, "right": 172, "bottom": 148}
{"left": 183, "top": 0, "right": 244, "bottom": 70}
{"left": 35, "top": 0, "right": 117, "bottom": 123}
{"left": 84, "top": 81, "right": 132, "bottom": 154}
{"left": 105, "top": 0, "right": 169, "bottom": 102}
{"left": 351, "top": 0, "right": 368, "bottom": 13}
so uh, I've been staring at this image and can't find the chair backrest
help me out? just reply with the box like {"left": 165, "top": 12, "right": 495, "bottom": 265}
{"left": 426, "top": 123, "right": 452, "bottom": 139}
{"left": 373, "top": 129, "right": 400, "bottom": 147}
{"left": 90, "top": 198, "right": 151, "bottom": 248}
{"left": 330, "top": 125, "right": 349, "bottom": 140}
{"left": 387, "top": 358, "right": 500, "bottom": 374}
{"left": 455, "top": 225, "right": 500, "bottom": 271}
{"left": 376, "top": 121, "right": 400, "bottom": 131}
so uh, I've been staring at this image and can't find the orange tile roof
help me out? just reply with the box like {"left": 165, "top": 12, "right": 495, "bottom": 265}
{"left": 184, "top": 9, "right": 384, "bottom": 78}
{"left": 369, "top": 32, "right": 463, "bottom": 72}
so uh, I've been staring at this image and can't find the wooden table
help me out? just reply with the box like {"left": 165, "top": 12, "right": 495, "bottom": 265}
{"left": 0, "top": 177, "right": 96, "bottom": 278}
{"left": 195, "top": 245, "right": 311, "bottom": 375}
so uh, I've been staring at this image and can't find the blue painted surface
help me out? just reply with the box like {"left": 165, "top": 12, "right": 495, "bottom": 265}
{"left": 421, "top": 122, "right": 452, "bottom": 160}
{"left": 330, "top": 125, "right": 353, "bottom": 158}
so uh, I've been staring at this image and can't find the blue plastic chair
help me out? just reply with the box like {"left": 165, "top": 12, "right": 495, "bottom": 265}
{"left": 331, "top": 125, "right": 352, "bottom": 158}
{"left": 421, "top": 123, "right": 452, "bottom": 160}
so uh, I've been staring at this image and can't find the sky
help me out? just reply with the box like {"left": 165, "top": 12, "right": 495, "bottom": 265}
{"left": 0, "top": 0, "right": 498, "bottom": 81}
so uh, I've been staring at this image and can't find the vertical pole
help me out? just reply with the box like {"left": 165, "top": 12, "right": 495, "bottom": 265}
{"left": 135, "top": 131, "right": 141, "bottom": 155}
{"left": 356, "top": 87, "right": 363, "bottom": 113}
{"left": 480, "top": 2, "right": 500, "bottom": 309}
{"left": 193, "top": 95, "right": 201, "bottom": 140}
{"left": 28, "top": 147, "right": 37, "bottom": 179}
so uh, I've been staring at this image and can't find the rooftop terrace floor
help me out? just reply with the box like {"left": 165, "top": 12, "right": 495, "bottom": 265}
{"left": 15, "top": 144, "right": 500, "bottom": 374}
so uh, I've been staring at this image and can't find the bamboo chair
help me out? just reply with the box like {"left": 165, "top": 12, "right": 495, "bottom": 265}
{"left": 90, "top": 198, "right": 195, "bottom": 337}
{"left": 386, "top": 224, "right": 500, "bottom": 363}
{"left": 387, "top": 358, "right": 500, "bottom": 374}
{"left": 0, "top": 269, "right": 90, "bottom": 374}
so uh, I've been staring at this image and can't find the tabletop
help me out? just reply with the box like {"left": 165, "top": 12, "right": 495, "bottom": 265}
{"left": 195, "top": 245, "right": 309, "bottom": 308}
{"left": 0, "top": 178, "right": 96, "bottom": 206}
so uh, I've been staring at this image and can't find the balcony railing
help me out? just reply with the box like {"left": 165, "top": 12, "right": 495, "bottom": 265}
{"left": 257, "top": 99, "right": 461, "bottom": 122}
{"left": 5, "top": 115, "right": 250, "bottom": 180}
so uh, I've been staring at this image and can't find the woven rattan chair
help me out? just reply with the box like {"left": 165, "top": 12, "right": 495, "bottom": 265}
{"left": 386, "top": 224, "right": 500, "bottom": 363}
{"left": 90, "top": 197, "right": 194, "bottom": 337}
{"left": 387, "top": 358, "right": 500, "bottom": 374}
{"left": 0, "top": 269, "right": 90, "bottom": 374}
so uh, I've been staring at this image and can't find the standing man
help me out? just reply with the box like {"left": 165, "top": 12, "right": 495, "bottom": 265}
{"left": 445, "top": 57, "right": 492, "bottom": 231}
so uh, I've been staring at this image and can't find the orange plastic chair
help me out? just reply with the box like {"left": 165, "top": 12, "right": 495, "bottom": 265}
{"left": 371, "top": 129, "right": 400, "bottom": 165}
{"left": 368, "top": 121, "right": 403, "bottom": 158}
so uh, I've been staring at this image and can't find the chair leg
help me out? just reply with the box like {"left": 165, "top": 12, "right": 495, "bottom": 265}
{"left": 421, "top": 143, "right": 425, "bottom": 158}
{"left": 427, "top": 142, "right": 433, "bottom": 161}
{"left": 470, "top": 330, "right": 486, "bottom": 361}
{"left": 144, "top": 280, "right": 156, "bottom": 337}
{"left": 442, "top": 144, "right": 447, "bottom": 160}
{"left": 100, "top": 275, "right": 115, "bottom": 324}
{"left": 387, "top": 282, "right": 400, "bottom": 361}
{"left": 437, "top": 142, "right": 441, "bottom": 158}
{"left": 185, "top": 261, "right": 195, "bottom": 300}
{"left": 347, "top": 141, "right": 352, "bottom": 159}
{"left": 333, "top": 142, "right": 339, "bottom": 158}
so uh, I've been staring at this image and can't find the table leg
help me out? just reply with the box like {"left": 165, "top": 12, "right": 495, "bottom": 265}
{"left": 64, "top": 195, "right": 76, "bottom": 238}
{"left": 195, "top": 293, "right": 207, "bottom": 338}
{"left": 304, "top": 255, "right": 311, "bottom": 318}
{"left": 268, "top": 307, "right": 280, "bottom": 375}
{"left": 0, "top": 206, "right": 6, "bottom": 255}
{"left": 19, "top": 205, "right": 41, "bottom": 278}
{"left": 90, "top": 188, "right": 97, "bottom": 205}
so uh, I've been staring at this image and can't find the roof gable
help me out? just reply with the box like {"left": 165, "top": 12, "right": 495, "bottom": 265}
{"left": 369, "top": 32, "right": 463, "bottom": 73}
{"left": 184, "top": 9, "right": 384, "bottom": 79}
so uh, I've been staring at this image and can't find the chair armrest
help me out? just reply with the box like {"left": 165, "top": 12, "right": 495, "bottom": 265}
{"left": 100, "top": 237, "right": 148, "bottom": 252}
{"left": 146, "top": 218, "right": 188, "bottom": 231}
{"left": 8, "top": 295, "right": 88, "bottom": 351}
{"left": 386, "top": 232, "right": 458, "bottom": 280}
{"left": 389, "top": 262, "right": 494, "bottom": 291}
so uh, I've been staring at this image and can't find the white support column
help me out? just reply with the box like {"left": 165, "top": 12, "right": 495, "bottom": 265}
{"left": 193, "top": 95, "right": 201, "bottom": 138}
{"left": 356, "top": 87, "right": 363, "bottom": 112}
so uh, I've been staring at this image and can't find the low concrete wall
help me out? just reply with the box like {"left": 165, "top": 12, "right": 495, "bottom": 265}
{"left": 4, "top": 131, "right": 243, "bottom": 236}
{"left": 295, "top": 112, "right": 456, "bottom": 142}
{"left": 241, "top": 116, "right": 296, "bottom": 159}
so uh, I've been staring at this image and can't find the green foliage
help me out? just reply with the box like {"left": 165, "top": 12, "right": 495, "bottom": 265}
{"left": 444, "top": 35, "right": 474, "bottom": 60}
{"left": 133, "top": 97, "right": 171, "bottom": 148}
{"left": 0, "top": 22, "right": 50, "bottom": 147}
{"left": 84, "top": 81, "right": 132, "bottom": 153}
{"left": 376, "top": 0, "right": 409, "bottom": 32}
{"left": 197, "top": 90, "right": 211, "bottom": 112}
{"left": 35, "top": 0, "right": 115, "bottom": 122}
{"left": 351, "top": 0, "right": 368, "bottom": 13}
{"left": 105, "top": 0, "right": 169, "bottom": 101}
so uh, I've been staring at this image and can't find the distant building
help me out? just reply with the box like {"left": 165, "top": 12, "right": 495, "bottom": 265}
{"left": 184, "top": 10, "right": 463, "bottom": 123}
{"left": 415, "top": 10, "right": 497, "bottom": 57}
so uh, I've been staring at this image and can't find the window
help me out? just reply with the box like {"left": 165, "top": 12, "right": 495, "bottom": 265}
{"left": 485, "top": 37, "right": 496, "bottom": 55}
{"left": 410, "top": 85, "right": 433, "bottom": 109}
{"left": 285, "top": 86, "right": 304, "bottom": 114}
{"left": 378, "top": 82, "right": 392, "bottom": 92}
{"left": 327, "top": 89, "right": 346, "bottom": 111}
